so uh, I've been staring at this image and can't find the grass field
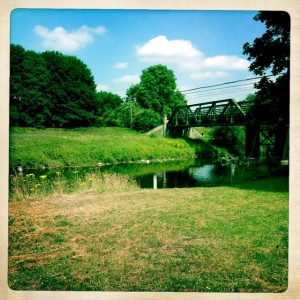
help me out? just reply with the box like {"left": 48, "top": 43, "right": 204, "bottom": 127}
{"left": 8, "top": 176, "right": 288, "bottom": 292}
{"left": 10, "top": 127, "right": 220, "bottom": 169}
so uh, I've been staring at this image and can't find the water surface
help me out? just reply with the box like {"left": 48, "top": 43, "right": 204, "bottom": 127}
{"left": 15, "top": 158, "right": 280, "bottom": 189}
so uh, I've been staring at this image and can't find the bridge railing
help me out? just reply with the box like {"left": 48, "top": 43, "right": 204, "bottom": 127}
{"left": 168, "top": 98, "right": 255, "bottom": 128}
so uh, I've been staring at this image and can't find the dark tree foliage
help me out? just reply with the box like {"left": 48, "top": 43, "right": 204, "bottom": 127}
{"left": 126, "top": 64, "right": 186, "bottom": 116}
{"left": 10, "top": 45, "right": 51, "bottom": 127}
{"left": 243, "top": 11, "right": 290, "bottom": 124}
{"left": 98, "top": 100, "right": 161, "bottom": 133}
{"left": 42, "top": 51, "right": 98, "bottom": 128}
{"left": 96, "top": 91, "right": 123, "bottom": 117}
{"left": 212, "top": 126, "right": 245, "bottom": 156}
{"left": 10, "top": 44, "right": 98, "bottom": 128}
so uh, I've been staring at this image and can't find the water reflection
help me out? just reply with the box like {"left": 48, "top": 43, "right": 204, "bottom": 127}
{"left": 13, "top": 159, "right": 274, "bottom": 190}
{"left": 135, "top": 161, "right": 247, "bottom": 189}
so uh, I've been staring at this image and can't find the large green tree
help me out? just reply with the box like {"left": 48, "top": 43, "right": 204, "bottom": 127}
{"left": 10, "top": 45, "right": 99, "bottom": 128}
{"left": 243, "top": 11, "right": 290, "bottom": 124}
{"left": 10, "top": 45, "right": 51, "bottom": 127}
{"left": 126, "top": 64, "right": 186, "bottom": 116}
{"left": 42, "top": 51, "right": 98, "bottom": 128}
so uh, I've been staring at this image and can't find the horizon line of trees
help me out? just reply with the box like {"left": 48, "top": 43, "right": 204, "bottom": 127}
{"left": 10, "top": 45, "right": 186, "bottom": 131}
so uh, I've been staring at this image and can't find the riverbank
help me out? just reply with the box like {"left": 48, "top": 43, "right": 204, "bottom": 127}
{"left": 8, "top": 177, "right": 288, "bottom": 292}
{"left": 10, "top": 127, "right": 221, "bottom": 170}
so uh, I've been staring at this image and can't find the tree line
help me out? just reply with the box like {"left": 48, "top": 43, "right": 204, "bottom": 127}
{"left": 10, "top": 45, "right": 185, "bottom": 131}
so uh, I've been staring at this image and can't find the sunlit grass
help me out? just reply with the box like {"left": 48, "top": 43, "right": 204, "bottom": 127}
{"left": 9, "top": 171, "right": 138, "bottom": 200}
{"left": 8, "top": 177, "right": 288, "bottom": 292}
{"left": 10, "top": 127, "right": 202, "bottom": 169}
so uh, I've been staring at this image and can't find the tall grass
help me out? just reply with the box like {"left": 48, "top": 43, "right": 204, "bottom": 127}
{"left": 9, "top": 171, "right": 138, "bottom": 201}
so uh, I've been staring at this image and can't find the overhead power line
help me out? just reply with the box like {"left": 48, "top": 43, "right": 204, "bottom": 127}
{"left": 179, "top": 74, "right": 277, "bottom": 94}
{"left": 186, "top": 86, "right": 256, "bottom": 98}
{"left": 183, "top": 82, "right": 257, "bottom": 95}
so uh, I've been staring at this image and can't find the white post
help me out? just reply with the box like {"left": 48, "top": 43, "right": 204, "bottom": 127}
{"left": 153, "top": 174, "right": 157, "bottom": 189}
{"left": 163, "top": 115, "right": 168, "bottom": 136}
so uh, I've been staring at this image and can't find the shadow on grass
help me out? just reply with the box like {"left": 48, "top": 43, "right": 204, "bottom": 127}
{"left": 230, "top": 175, "right": 289, "bottom": 193}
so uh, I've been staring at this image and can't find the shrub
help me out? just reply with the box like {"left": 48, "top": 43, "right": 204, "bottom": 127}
{"left": 211, "top": 126, "right": 245, "bottom": 156}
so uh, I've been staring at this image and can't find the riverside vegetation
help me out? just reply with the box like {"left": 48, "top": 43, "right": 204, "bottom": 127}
{"left": 9, "top": 126, "right": 220, "bottom": 200}
{"left": 9, "top": 127, "right": 221, "bottom": 170}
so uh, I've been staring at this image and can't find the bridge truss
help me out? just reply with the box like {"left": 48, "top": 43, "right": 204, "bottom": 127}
{"left": 167, "top": 98, "right": 254, "bottom": 128}
{"left": 166, "top": 98, "right": 288, "bottom": 160}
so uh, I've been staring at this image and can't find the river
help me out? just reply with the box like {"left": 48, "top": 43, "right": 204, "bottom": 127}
{"left": 13, "top": 158, "right": 285, "bottom": 189}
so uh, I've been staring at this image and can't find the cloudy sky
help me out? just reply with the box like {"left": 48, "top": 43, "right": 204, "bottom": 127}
{"left": 11, "top": 9, "right": 267, "bottom": 104}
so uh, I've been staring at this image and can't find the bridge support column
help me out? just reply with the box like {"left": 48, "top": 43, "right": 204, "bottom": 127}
{"left": 274, "top": 125, "right": 289, "bottom": 160}
{"left": 245, "top": 123, "right": 260, "bottom": 158}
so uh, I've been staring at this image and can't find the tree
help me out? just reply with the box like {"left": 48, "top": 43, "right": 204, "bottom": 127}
{"left": 96, "top": 91, "right": 123, "bottom": 125}
{"left": 10, "top": 45, "right": 51, "bottom": 127}
{"left": 10, "top": 45, "right": 99, "bottom": 128}
{"left": 243, "top": 11, "right": 290, "bottom": 124}
{"left": 211, "top": 126, "right": 245, "bottom": 156}
{"left": 245, "top": 93, "right": 257, "bottom": 102}
{"left": 98, "top": 100, "right": 161, "bottom": 132}
{"left": 126, "top": 64, "right": 186, "bottom": 116}
{"left": 10, "top": 44, "right": 27, "bottom": 126}
{"left": 42, "top": 51, "right": 98, "bottom": 128}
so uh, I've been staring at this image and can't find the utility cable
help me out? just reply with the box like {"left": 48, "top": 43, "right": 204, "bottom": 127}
{"left": 179, "top": 74, "right": 278, "bottom": 94}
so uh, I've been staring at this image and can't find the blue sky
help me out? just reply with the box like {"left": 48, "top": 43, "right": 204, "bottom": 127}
{"left": 10, "top": 9, "right": 268, "bottom": 104}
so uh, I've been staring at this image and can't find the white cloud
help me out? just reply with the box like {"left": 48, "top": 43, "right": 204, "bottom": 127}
{"left": 202, "top": 55, "right": 250, "bottom": 70}
{"left": 113, "top": 62, "right": 128, "bottom": 69}
{"left": 135, "top": 35, "right": 249, "bottom": 75}
{"left": 113, "top": 75, "right": 140, "bottom": 84}
{"left": 34, "top": 25, "right": 106, "bottom": 52}
{"left": 189, "top": 71, "right": 229, "bottom": 79}
{"left": 136, "top": 35, "right": 202, "bottom": 62}
{"left": 96, "top": 84, "right": 109, "bottom": 92}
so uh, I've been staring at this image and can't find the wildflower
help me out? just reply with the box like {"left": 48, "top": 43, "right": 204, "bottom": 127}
{"left": 56, "top": 172, "right": 61, "bottom": 176}
{"left": 88, "top": 177, "right": 94, "bottom": 181}
{"left": 26, "top": 173, "right": 35, "bottom": 177}
{"left": 34, "top": 184, "right": 41, "bottom": 188}
{"left": 30, "top": 188, "right": 35, "bottom": 191}
{"left": 39, "top": 175, "right": 47, "bottom": 179}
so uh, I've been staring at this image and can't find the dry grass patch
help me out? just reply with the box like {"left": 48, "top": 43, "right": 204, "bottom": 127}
{"left": 8, "top": 177, "right": 288, "bottom": 292}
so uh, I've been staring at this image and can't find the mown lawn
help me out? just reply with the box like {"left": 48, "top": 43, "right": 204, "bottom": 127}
{"left": 8, "top": 177, "right": 288, "bottom": 292}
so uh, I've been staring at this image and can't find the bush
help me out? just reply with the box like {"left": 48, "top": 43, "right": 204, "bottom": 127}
{"left": 211, "top": 126, "right": 245, "bottom": 156}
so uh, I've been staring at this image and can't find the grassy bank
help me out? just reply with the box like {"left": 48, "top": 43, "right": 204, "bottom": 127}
{"left": 8, "top": 177, "right": 288, "bottom": 292}
{"left": 10, "top": 127, "right": 219, "bottom": 169}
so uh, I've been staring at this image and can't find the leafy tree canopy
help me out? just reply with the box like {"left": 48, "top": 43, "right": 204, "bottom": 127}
{"left": 10, "top": 44, "right": 98, "bottom": 128}
{"left": 243, "top": 11, "right": 290, "bottom": 124}
{"left": 126, "top": 64, "right": 186, "bottom": 116}
{"left": 96, "top": 91, "right": 123, "bottom": 116}
{"left": 97, "top": 100, "right": 161, "bottom": 133}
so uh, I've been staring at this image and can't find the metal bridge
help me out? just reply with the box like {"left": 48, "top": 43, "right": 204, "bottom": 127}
{"left": 167, "top": 98, "right": 254, "bottom": 129}
{"left": 166, "top": 98, "right": 288, "bottom": 161}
